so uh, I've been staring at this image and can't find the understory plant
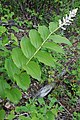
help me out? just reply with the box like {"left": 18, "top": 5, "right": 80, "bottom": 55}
{"left": 0, "top": 8, "right": 78, "bottom": 119}
{"left": 5, "top": 7, "right": 78, "bottom": 101}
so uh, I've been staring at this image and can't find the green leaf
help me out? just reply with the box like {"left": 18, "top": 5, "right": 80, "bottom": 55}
{"left": 7, "top": 110, "right": 15, "bottom": 120}
{"left": 24, "top": 61, "right": 41, "bottom": 80}
{"left": 43, "top": 42, "right": 65, "bottom": 54}
{"left": 49, "top": 22, "right": 58, "bottom": 32}
{"left": 52, "top": 108, "right": 58, "bottom": 117}
{"left": 5, "top": 88, "right": 22, "bottom": 104}
{"left": 1, "top": 17, "right": 7, "bottom": 22}
{"left": 32, "top": 116, "right": 39, "bottom": 120}
{"left": 20, "top": 36, "right": 36, "bottom": 58}
{"left": 19, "top": 116, "right": 31, "bottom": 120}
{"left": 76, "top": 86, "right": 80, "bottom": 96}
{"left": 14, "top": 72, "right": 30, "bottom": 90}
{"left": 35, "top": 51, "right": 56, "bottom": 67}
{"left": 38, "top": 98, "right": 45, "bottom": 105}
{"left": 0, "top": 79, "right": 10, "bottom": 98}
{"left": 15, "top": 106, "right": 29, "bottom": 112}
{"left": 11, "top": 33, "right": 18, "bottom": 45}
{"left": 11, "top": 26, "right": 19, "bottom": 32}
{"left": 2, "top": 35, "right": 8, "bottom": 45}
{"left": 38, "top": 25, "right": 50, "bottom": 40}
{"left": 48, "top": 97, "right": 57, "bottom": 108}
{"left": 46, "top": 111, "right": 55, "bottom": 120}
{"left": 0, "top": 26, "right": 7, "bottom": 36}
{"left": 29, "top": 29, "right": 42, "bottom": 48}
{"left": 5, "top": 58, "right": 20, "bottom": 79}
{"left": 12, "top": 47, "right": 28, "bottom": 69}
{"left": 0, "top": 109, "right": 5, "bottom": 120}
{"left": 49, "top": 35, "right": 72, "bottom": 46}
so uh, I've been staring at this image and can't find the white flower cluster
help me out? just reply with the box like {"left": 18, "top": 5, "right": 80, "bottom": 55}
{"left": 59, "top": 8, "right": 78, "bottom": 30}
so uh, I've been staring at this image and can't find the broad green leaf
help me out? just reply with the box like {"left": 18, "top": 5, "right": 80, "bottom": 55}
{"left": 24, "top": 61, "right": 41, "bottom": 80}
{"left": 38, "top": 25, "right": 50, "bottom": 40}
{"left": 43, "top": 42, "right": 65, "bottom": 54}
{"left": 49, "top": 22, "right": 58, "bottom": 32}
{"left": 12, "top": 47, "right": 28, "bottom": 69}
{"left": 5, "top": 58, "right": 20, "bottom": 79}
{"left": 11, "top": 33, "right": 18, "bottom": 45}
{"left": 0, "top": 109, "right": 5, "bottom": 120}
{"left": 35, "top": 51, "right": 56, "bottom": 67}
{"left": 29, "top": 29, "right": 42, "bottom": 48}
{"left": 0, "top": 79, "right": 10, "bottom": 98}
{"left": 20, "top": 36, "right": 36, "bottom": 58}
{"left": 14, "top": 72, "right": 30, "bottom": 90}
{"left": 49, "top": 35, "right": 72, "bottom": 46}
{"left": 5, "top": 88, "right": 22, "bottom": 104}
{"left": 11, "top": 26, "right": 19, "bottom": 32}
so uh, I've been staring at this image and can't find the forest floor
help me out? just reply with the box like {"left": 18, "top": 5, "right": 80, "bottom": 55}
{"left": 0, "top": 1, "right": 80, "bottom": 120}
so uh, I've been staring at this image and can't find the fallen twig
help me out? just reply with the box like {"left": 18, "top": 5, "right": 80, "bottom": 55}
{"left": 58, "top": 101, "right": 73, "bottom": 117}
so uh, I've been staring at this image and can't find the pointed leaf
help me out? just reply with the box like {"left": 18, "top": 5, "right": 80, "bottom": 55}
{"left": 5, "top": 58, "right": 20, "bottom": 79}
{"left": 29, "top": 29, "right": 42, "bottom": 48}
{"left": 49, "top": 22, "right": 58, "bottom": 32}
{"left": 14, "top": 72, "right": 30, "bottom": 90}
{"left": 5, "top": 88, "right": 22, "bottom": 104}
{"left": 12, "top": 47, "right": 28, "bottom": 69}
{"left": 43, "top": 42, "right": 65, "bottom": 54}
{"left": 35, "top": 51, "right": 56, "bottom": 67}
{"left": 24, "top": 61, "right": 41, "bottom": 80}
{"left": 38, "top": 25, "right": 50, "bottom": 40}
{"left": 11, "top": 33, "right": 18, "bottom": 45}
{"left": 20, "top": 36, "right": 36, "bottom": 58}
{"left": 11, "top": 26, "right": 19, "bottom": 32}
{"left": 49, "top": 35, "right": 72, "bottom": 46}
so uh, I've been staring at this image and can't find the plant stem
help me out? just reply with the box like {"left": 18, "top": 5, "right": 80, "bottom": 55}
{"left": 58, "top": 101, "right": 73, "bottom": 117}
{"left": 26, "top": 24, "right": 64, "bottom": 65}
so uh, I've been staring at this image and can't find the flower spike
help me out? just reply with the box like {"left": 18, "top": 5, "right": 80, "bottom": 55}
{"left": 59, "top": 8, "right": 78, "bottom": 30}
